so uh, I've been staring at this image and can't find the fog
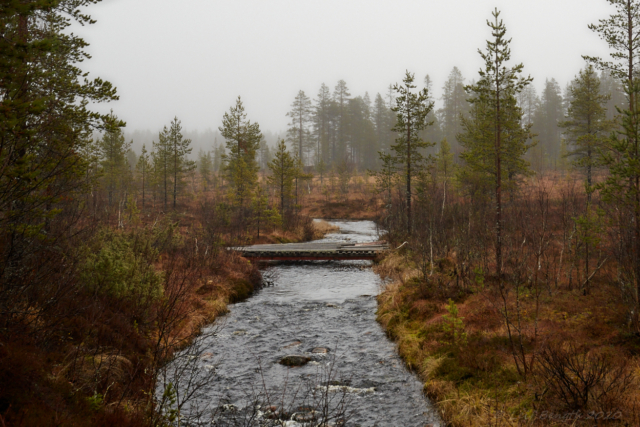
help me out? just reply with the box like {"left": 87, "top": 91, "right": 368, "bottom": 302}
{"left": 75, "top": 0, "right": 613, "bottom": 153}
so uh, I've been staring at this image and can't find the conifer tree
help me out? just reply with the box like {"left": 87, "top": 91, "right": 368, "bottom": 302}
{"left": 439, "top": 67, "right": 469, "bottom": 152}
{"left": 560, "top": 65, "right": 612, "bottom": 200}
{"left": 268, "top": 140, "right": 297, "bottom": 217}
{"left": 0, "top": 0, "right": 120, "bottom": 236}
{"left": 251, "top": 186, "right": 281, "bottom": 238}
{"left": 459, "top": 8, "right": 533, "bottom": 278}
{"left": 389, "top": 71, "right": 435, "bottom": 235}
{"left": 153, "top": 127, "right": 172, "bottom": 210}
{"left": 97, "top": 119, "right": 132, "bottom": 206}
{"left": 286, "top": 90, "right": 312, "bottom": 164}
{"left": 136, "top": 144, "right": 151, "bottom": 209}
{"left": 532, "top": 79, "right": 564, "bottom": 167}
{"left": 197, "top": 149, "right": 213, "bottom": 192}
{"left": 587, "top": 0, "right": 640, "bottom": 321}
{"left": 313, "top": 83, "right": 332, "bottom": 165}
{"left": 167, "top": 117, "right": 196, "bottom": 208}
{"left": 334, "top": 80, "right": 351, "bottom": 163}
{"left": 369, "top": 152, "right": 397, "bottom": 208}
{"left": 219, "top": 97, "right": 262, "bottom": 210}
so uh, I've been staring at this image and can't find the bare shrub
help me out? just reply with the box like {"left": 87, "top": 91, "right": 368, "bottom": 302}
{"left": 537, "top": 341, "right": 634, "bottom": 413}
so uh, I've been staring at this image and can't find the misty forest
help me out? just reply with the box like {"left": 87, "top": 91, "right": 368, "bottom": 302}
{"left": 4, "top": 1, "right": 640, "bottom": 426}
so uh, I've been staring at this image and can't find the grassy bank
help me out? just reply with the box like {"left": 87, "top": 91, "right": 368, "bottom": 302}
{"left": 0, "top": 216, "right": 333, "bottom": 426}
{"left": 375, "top": 251, "right": 640, "bottom": 427}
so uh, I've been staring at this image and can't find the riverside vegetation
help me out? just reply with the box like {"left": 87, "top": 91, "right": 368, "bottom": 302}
{"left": 372, "top": 7, "right": 640, "bottom": 427}
{"left": 3, "top": 1, "right": 640, "bottom": 426}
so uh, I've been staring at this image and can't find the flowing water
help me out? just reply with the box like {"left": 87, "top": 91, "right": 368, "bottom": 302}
{"left": 165, "top": 221, "right": 442, "bottom": 427}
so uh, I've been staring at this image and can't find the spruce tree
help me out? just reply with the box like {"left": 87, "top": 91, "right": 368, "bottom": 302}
{"left": 459, "top": 8, "right": 533, "bottom": 278}
{"left": 560, "top": 65, "right": 612, "bottom": 200}
{"left": 333, "top": 80, "right": 351, "bottom": 163}
{"left": 286, "top": 90, "right": 312, "bottom": 164}
{"left": 389, "top": 71, "right": 435, "bottom": 236}
{"left": 313, "top": 83, "right": 332, "bottom": 165}
{"left": 439, "top": 67, "right": 469, "bottom": 153}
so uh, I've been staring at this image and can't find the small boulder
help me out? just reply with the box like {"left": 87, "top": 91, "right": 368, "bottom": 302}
{"left": 310, "top": 347, "right": 330, "bottom": 354}
{"left": 279, "top": 355, "right": 311, "bottom": 367}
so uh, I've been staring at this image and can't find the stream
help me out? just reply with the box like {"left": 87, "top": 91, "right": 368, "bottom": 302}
{"left": 162, "top": 220, "right": 442, "bottom": 427}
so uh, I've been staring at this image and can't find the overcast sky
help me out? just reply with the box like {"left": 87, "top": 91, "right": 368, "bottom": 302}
{"left": 75, "top": 0, "right": 614, "bottom": 137}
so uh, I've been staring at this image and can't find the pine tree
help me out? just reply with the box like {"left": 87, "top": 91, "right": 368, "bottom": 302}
{"left": 251, "top": 186, "right": 281, "bottom": 238}
{"left": 219, "top": 97, "right": 262, "bottom": 210}
{"left": 532, "top": 79, "right": 564, "bottom": 168}
{"left": 167, "top": 117, "right": 196, "bottom": 208}
{"left": 560, "top": 65, "right": 612, "bottom": 199}
{"left": 459, "top": 8, "right": 533, "bottom": 278}
{"left": 97, "top": 118, "right": 132, "bottom": 206}
{"left": 369, "top": 152, "right": 397, "bottom": 208}
{"left": 136, "top": 144, "right": 151, "bottom": 210}
{"left": 333, "top": 80, "right": 351, "bottom": 163}
{"left": 153, "top": 127, "right": 172, "bottom": 210}
{"left": 286, "top": 90, "right": 312, "bottom": 164}
{"left": 0, "top": 0, "right": 120, "bottom": 236}
{"left": 197, "top": 149, "right": 213, "bottom": 192}
{"left": 439, "top": 67, "right": 469, "bottom": 154}
{"left": 268, "top": 140, "right": 297, "bottom": 218}
{"left": 313, "top": 83, "right": 332, "bottom": 165}
{"left": 587, "top": 0, "right": 640, "bottom": 323}
{"left": 389, "top": 71, "right": 435, "bottom": 235}
{"left": 373, "top": 93, "right": 393, "bottom": 158}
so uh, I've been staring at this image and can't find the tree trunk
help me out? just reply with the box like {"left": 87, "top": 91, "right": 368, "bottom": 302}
{"left": 406, "top": 112, "right": 412, "bottom": 236}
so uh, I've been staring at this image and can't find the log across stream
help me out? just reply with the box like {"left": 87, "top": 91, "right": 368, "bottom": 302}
{"left": 160, "top": 220, "right": 443, "bottom": 427}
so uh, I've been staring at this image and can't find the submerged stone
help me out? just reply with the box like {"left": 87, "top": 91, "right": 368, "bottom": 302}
{"left": 279, "top": 355, "right": 311, "bottom": 367}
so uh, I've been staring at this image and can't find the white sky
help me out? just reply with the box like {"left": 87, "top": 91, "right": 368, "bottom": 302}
{"left": 74, "top": 0, "right": 614, "bottom": 136}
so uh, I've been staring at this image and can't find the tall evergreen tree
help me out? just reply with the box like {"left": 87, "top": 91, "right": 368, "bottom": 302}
{"left": 532, "top": 78, "right": 564, "bottom": 167}
{"left": 312, "top": 83, "right": 332, "bottom": 165}
{"left": 136, "top": 144, "right": 151, "bottom": 209}
{"left": 372, "top": 92, "right": 397, "bottom": 159}
{"left": 167, "top": 117, "right": 195, "bottom": 208}
{"left": 153, "top": 125, "right": 173, "bottom": 210}
{"left": 197, "top": 149, "right": 213, "bottom": 192}
{"left": 439, "top": 67, "right": 469, "bottom": 155}
{"left": 333, "top": 80, "right": 351, "bottom": 163}
{"left": 268, "top": 140, "right": 298, "bottom": 217}
{"left": 97, "top": 119, "right": 131, "bottom": 206}
{"left": 560, "top": 65, "right": 612, "bottom": 200}
{"left": 587, "top": 0, "right": 640, "bottom": 323}
{"left": 286, "top": 90, "right": 312, "bottom": 165}
{"left": 459, "top": 8, "right": 533, "bottom": 279}
{"left": 219, "top": 97, "right": 262, "bottom": 210}
{"left": 388, "top": 71, "right": 435, "bottom": 235}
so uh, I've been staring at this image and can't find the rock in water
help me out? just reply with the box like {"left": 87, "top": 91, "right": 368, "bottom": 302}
{"left": 311, "top": 347, "right": 329, "bottom": 354}
{"left": 279, "top": 355, "right": 311, "bottom": 367}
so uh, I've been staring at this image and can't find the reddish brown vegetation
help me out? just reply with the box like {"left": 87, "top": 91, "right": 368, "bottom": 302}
{"left": 376, "top": 172, "right": 640, "bottom": 426}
